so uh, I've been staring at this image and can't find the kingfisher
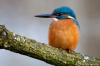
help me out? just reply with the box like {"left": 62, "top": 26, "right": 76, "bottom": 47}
{"left": 35, "top": 6, "right": 80, "bottom": 52}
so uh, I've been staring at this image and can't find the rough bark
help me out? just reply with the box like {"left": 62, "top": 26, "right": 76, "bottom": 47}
{"left": 0, "top": 25, "right": 100, "bottom": 66}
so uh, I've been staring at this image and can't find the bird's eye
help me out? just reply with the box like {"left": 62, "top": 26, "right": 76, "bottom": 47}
{"left": 55, "top": 13, "right": 63, "bottom": 16}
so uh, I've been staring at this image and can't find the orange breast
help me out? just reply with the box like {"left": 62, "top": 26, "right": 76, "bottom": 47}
{"left": 48, "top": 19, "right": 79, "bottom": 50}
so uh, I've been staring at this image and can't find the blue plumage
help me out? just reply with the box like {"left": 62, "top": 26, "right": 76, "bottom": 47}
{"left": 35, "top": 6, "right": 80, "bottom": 28}
{"left": 52, "top": 6, "right": 77, "bottom": 19}
{"left": 52, "top": 6, "right": 80, "bottom": 28}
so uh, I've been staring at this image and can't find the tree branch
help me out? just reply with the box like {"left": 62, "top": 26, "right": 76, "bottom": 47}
{"left": 0, "top": 25, "right": 100, "bottom": 66}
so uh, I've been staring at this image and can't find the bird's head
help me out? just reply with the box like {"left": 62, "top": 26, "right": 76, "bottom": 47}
{"left": 35, "top": 6, "right": 80, "bottom": 27}
{"left": 35, "top": 6, "right": 76, "bottom": 20}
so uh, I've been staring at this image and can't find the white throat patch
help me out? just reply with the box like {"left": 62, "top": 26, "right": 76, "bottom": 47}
{"left": 52, "top": 18, "right": 59, "bottom": 22}
{"left": 51, "top": 16, "right": 75, "bottom": 22}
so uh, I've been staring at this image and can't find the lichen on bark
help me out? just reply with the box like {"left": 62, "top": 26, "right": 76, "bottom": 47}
{"left": 0, "top": 25, "right": 100, "bottom": 66}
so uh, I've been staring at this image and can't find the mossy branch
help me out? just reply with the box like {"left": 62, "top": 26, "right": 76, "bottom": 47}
{"left": 0, "top": 25, "right": 100, "bottom": 66}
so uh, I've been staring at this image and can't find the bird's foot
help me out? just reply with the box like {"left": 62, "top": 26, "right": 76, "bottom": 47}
{"left": 66, "top": 49, "right": 76, "bottom": 54}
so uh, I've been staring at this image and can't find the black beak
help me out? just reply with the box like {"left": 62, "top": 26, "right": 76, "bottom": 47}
{"left": 35, "top": 14, "right": 54, "bottom": 18}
